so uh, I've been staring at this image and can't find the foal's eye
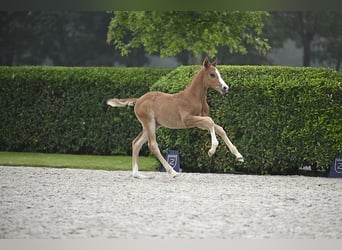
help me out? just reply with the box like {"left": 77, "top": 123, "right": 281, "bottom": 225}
{"left": 210, "top": 73, "right": 216, "bottom": 78}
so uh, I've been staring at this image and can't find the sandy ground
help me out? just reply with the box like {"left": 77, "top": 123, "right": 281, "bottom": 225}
{"left": 1, "top": 166, "right": 342, "bottom": 239}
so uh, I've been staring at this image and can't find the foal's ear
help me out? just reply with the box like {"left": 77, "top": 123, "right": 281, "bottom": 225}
{"left": 212, "top": 59, "right": 217, "bottom": 67}
{"left": 203, "top": 58, "right": 210, "bottom": 68}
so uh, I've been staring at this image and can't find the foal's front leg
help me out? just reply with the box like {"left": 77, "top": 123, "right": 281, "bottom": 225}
{"left": 214, "top": 124, "right": 244, "bottom": 162}
{"left": 208, "top": 124, "right": 219, "bottom": 157}
{"left": 183, "top": 116, "right": 219, "bottom": 157}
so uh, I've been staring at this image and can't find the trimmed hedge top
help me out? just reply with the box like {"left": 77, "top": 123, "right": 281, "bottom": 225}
{"left": 153, "top": 65, "right": 341, "bottom": 91}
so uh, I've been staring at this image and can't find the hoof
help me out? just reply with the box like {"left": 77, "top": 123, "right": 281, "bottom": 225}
{"left": 172, "top": 172, "right": 181, "bottom": 179}
{"left": 171, "top": 172, "right": 182, "bottom": 180}
{"left": 237, "top": 157, "right": 245, "bottom": 163}
{"left": 208, "top": 149, "right": 216, "bottom": 157}
{"left": 133, "top": 172, "right": 155, "bottom": 179}
{"left": 169, "top": 169, "right": 181, "bottom": 179}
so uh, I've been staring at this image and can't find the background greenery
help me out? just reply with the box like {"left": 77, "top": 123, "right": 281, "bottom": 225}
{"left": 1, "top": 11, "right": 341, "bottom": 69}
{"left": 0, "top": 66, "right": 170, "bottom": 155}
{"left": 107, "top": 11, "right": 269, "bottom": 61}
{"left": 152, "top": 66, "right": 342, "bottom": 174}
{"left": 1, "top": 66, "right": 341, "bottom": 174}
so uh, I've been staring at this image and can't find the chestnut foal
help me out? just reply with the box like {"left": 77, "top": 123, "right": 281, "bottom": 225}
{"left": 107, "top": 59, "right": 244, "bottom": 178}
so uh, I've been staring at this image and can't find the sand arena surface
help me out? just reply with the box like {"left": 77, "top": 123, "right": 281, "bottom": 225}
{"left": 1, "top": 166, "right": 341, "bottom": 239}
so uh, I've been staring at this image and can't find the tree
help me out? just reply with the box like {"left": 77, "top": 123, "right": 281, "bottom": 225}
{"left": 0, "top": 11, "right": 149, "bottom": 66}
{"left": 311, "top": 12, "right": 342, "bottom": 70}
{"left": 264, "top": 12, "right": 319, "bottom": 67}
{"left": 265, "top": 11, "right": 342, "bottom": 69}
{"left": 107, "top": 11, "right": 270, "bottom": 64}
{"left": 0, "top": 12, "right": 34, "bottom": 65}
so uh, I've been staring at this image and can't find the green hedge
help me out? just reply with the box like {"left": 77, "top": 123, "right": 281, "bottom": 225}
{"left": 151, "top": 66, "right": 342, "bottom": 174}
{"left": 0, "top": 66, "right": 171, "bottom": 155}
{"left": 1, "top": 65, "right": 341, "bottom": 175}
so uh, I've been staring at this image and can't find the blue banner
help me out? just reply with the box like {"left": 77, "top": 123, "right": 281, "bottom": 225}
{"left": 329, "top": 154, "right": 342, "bottom": 178}
{"left": 161, "top": 150, "right": 180, "bottom": 172}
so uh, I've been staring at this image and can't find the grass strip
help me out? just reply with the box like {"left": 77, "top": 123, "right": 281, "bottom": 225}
{"left": 0, "top": 152, "right": 158, "bottom": 171}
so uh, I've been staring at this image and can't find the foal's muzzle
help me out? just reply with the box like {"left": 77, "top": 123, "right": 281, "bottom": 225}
{"left": 221, "top": 85, "right": 229, "bottom": 94}
{"left": 219, "top": 85, "right": 229, "bottom": 95}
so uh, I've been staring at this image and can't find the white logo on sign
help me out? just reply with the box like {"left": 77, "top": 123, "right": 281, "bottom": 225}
{"left": 167, "top": 154, "right": 178, "bottom": 169}
{"left": 335, "top": 157, "right": 342, "bottom": 174}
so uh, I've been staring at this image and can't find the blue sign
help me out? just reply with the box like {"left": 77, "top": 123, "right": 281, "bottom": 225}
{"left": 329, "top": 154, "right": 342, "bottom": 178}
{"left": 161, "top": 150, "right": 180, "bottom": 172}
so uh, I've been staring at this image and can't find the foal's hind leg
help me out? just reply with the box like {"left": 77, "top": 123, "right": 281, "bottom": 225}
{"left": 145, "top": 121, "right": 180, "bottom": 178}
{"left": 214, "top": 124, "right": 244, "bottom": 162}
{"left": 132, "top": 130, "right": 151, "bottom": 178}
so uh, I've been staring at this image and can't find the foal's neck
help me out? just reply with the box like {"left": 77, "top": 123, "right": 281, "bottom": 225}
{"left": 184, "top": 69, "right": 208, "bottom": 102}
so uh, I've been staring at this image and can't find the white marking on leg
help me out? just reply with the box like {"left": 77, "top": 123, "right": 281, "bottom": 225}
{"left": 132, "top": 163, "right": 139, "bottom": 177}
{"left": 224, "top": 137, "right": 243, "bottom": 161}
{"left": 208, "top": 125, "right": 219, "bottom": 157}
{"left": 214, "top": 124, "right": 244, "bottom": 162}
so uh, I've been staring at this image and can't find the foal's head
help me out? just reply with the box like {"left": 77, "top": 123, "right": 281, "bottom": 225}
{"left": 201, "top": 58, "right": 229, "bottom": 95}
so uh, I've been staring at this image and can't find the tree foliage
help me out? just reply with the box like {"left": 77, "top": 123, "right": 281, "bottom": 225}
{"left": 107, "top": 11, "right": 270, "bottom": 60}
{"left": 2, "top": 11, "right": 340, "bottom": 68}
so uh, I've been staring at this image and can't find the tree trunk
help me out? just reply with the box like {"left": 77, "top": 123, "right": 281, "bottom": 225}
{"left": 3, "top": 46, "right": 15, "bottom": 66}
{"left": 187, "top": 53, "right": 196, "bottom": 65}
{"left": 302, "top": 37, "right": 311, "bottom": 67}
{"left": 187, "top": 53, "right": 203, "bottom": 65}
{"left": 336, "top": 57, "right": 341, "bottom": 71}
{"left": 300, "top": 11, "right": 315, "bottom": 67}
{"left": 335, "top": 47, "right": 341, "bottom": 71}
